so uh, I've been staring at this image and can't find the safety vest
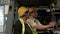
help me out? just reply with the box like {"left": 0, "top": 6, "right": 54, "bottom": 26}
{"left": 27, "top": 23, "right": 37, "bottom": 34}
{"left": 19, "top": 18, "right": 25, "bottom": 34}
{"left": 19, "top": 18, "right": 37, "bottom": 34}
{"left": 28, "top": 17, "right": 38, "bottom": 34}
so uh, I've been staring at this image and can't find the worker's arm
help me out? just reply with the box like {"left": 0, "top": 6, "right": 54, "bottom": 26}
{"left": 34, "top": 20, "right": 56, "bottom": 30}
{"left": 33, "top": 24, "right": 51, "bottom": 30}
{"left": 26, "top": 19, "right": 52, "bottom": 30}
{"left": 49, "top": 21, "right": 56, "bottom": 27}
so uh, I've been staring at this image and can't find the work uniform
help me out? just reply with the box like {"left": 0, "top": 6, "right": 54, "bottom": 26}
{"left": 26, "top": 17, "right": 42, "bottom": 34}
{"left": 26, "top": 17, "right": 54, "bottom": 34}
{"left": 14, "top": 18, "right": 33, "bottom": 34}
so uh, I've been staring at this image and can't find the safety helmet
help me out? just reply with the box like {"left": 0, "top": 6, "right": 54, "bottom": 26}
{"left": 18, "top": 6, "right": 28, "bottom": 17}
{"left": 29, "top": 7, "right": 36, "bottom": 12}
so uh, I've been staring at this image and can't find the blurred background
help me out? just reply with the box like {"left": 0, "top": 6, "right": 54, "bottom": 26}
{"left": 0, "top": 0, "right": 60, "bottom": 34}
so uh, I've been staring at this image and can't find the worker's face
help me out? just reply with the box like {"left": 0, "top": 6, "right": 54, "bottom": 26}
{"left": 31, "top": 11, "right": 38, "bottom": 18}
{"left": 25, "top": 12, "right": 30, "bottom": 18}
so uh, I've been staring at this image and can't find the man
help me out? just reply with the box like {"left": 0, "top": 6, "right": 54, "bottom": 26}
{"left": 26, "top": 7, "right": 56, "bottom": 34}
{"left": 13, "top": 6, "right": 33, "bottom": 34}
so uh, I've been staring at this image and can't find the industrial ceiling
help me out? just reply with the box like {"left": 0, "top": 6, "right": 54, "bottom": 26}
{"left": 15, "top": 0, "right": 56, "bottom": 7}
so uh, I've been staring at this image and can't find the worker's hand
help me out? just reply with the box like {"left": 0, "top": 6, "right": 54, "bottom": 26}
{"left": 49, "top": 21, "right": 56, "bottom": 27}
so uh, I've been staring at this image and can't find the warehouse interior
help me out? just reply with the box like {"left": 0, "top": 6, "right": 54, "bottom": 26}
{"left": 0, "top": 0, "right": 60, "bottom": 34}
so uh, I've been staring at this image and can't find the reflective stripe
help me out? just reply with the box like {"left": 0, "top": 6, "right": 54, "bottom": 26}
{"left": 27, "top": 17, "right": 37, "bottom": 34}
{"left": 19, "top": 18, "right": 25, "bottom": 34}
{"left": 19, "top": 18, "right": 37, "bottom": 34}
{"left": 27, "top": 23, "right": 37, "bottom": 34}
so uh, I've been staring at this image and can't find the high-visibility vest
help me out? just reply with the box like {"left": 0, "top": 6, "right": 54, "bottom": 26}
{"left": 19, "top": 18, "right": 37, "bottom": 34}
{"left": 28, "top": 17, "right": 38, "bottom": 34}
{"left": 27, "top": 23, "right": 37, "bottom": 34}
{"left": 19, "top": 18, "right": 25, "bottom": 34}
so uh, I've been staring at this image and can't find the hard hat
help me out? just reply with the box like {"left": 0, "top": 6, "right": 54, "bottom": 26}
{"left": 29, "top": 7, "right": 36, "bottom": 12}
{"left": 18, "top": 6, "right": 28, "bottom": 17}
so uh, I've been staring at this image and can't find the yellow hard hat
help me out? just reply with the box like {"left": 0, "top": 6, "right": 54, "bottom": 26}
{"left": 29, "top": 7, "right": 36, "bottom": 12}
{"left": 18, "top": 6, "right": 28, "bottom": 17}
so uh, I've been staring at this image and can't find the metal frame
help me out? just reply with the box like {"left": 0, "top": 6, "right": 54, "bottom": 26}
{"left": 4, "top": 0, "right": 14, "bottom": 34}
